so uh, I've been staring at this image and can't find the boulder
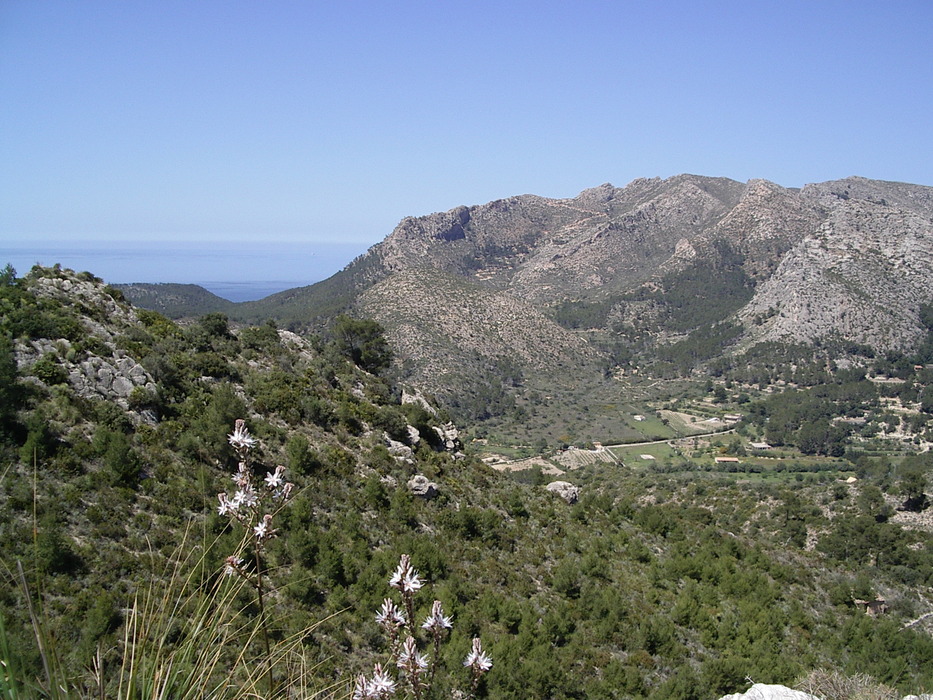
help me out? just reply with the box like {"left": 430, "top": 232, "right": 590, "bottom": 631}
{"left": 407, "top": 475, "right": 438, "bottom": 499}
{"left": 433, "top": 422, "right": 462, "bottom": 452}
{"left": 718, "top": 685, "right": 818, "bottom": 700}
{"left": 386, "top": 437, "right": 414, "bottom": 463}
{"left": 546, "top": 480, "right": 579, "bottom": 504}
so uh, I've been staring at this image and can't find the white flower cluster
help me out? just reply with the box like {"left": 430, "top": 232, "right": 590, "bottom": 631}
{"left": 217, "top": 420, "right": 295, "bottom": 570}
{"left": 463, "top": 637, "right": 493, "bottom": 674}
{"left": 227, "top": 419, "right": 257, "bottom": 451}
{"left": 421, "top": 600, "right": 453, "bottom": 634}
{"left": 375, "top": 598, "right": 406, "bottom": 630}
{"left": 353, "top": 662, "right": 396, "bottom": 699}
{"left": 388, "top": 553, "right": 423, "bottom": 594}
{"left": 354, "top": 554, "right": 491, "bottom": 699}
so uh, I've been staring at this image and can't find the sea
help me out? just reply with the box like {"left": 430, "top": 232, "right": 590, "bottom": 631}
{"left": 0, "top": 240, "right": 370, "bottom": 302}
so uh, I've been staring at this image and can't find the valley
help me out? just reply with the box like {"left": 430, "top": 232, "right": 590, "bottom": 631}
{"left": 5, "top": 172, "right": 933, "bottom": 698}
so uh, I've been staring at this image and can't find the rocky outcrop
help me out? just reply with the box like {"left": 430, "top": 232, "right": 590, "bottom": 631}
{"left": 16, "top": 340, "right": 157, "bottom": 409}
{"left": 739, "top": 184, "right": 933, "bottom": 351}
{"left": 545, "top": 480, "right": 580, "bottom": 504}
{"left": 385, "top": 437, "right": 414, "bottom": 463}
{"left": 407, "top": 474, "right": 438, "bottom": 499}
{"left": 71, "top": 352, "right": 157, "bottom": 401}
{"left": 432, "top": 422, "right": 462, "bottom": 452}
{"left": 717, "top": 682, "right": 933, "bottom": 700}
{"left": 717, "top": 685, "right": 817, "bottom": 700}
{"left": 31, "top": 274, "right": 139, "bottom": 343}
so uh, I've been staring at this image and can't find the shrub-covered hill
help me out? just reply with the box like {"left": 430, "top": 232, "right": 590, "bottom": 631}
{"left": 2, "top": 265, "right": 933, "bottom": 699}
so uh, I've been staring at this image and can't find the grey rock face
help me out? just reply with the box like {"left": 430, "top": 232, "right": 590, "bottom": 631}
{"left": 433, "top": 422, "right": 462, "bottom": 452}
{"left": 386, "top": 437, "right": 414, "bottom": 463}
{"left": 407, "top": 475, "right": 438, "bottom": 499}
{"left": 13, "top": 274, "right": 159, "bottom": 413}
{"left": 71, "top": 353, "right": 157, "bottom": 401}
{"left": 545, "top": 480, "right": 580, "bottom": 504}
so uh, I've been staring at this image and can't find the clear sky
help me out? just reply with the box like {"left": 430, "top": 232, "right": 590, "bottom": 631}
{"left": 2, "top": 0, "right": 931, "bottom": 254}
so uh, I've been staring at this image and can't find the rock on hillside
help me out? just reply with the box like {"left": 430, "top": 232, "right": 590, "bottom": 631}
{"left": 15, "top": 273, "right": 159, "bottom": 412}
{"left": 717, "top": 685, "right": 818, "bottom": 700}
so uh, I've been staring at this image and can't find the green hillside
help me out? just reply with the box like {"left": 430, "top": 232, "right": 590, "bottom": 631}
{"left": 1, "top": 265, "right": 932, "bottom": 699}
{"left": 115, "top": 282, "right": 236, "bottom": 318}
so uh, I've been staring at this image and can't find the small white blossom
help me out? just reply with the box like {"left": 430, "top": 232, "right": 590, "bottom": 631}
{"left": 421, "top": 599, "right": 453, "bottom": 633}
{"left": 231, "top": 486, "right": 258, "bottom": 510}
{"left": 369, "top": 663, "right": 396, "bottom": 697}
{"left": 253, "top": 514, "right": 274, "bottom": 540}
{"left": 463, "top": 637, "right": 492, "bottom": 673}
{"left": 223, "top": 556, "right": 243, "bottom": 577}
{"left": 353, "top": 664, "right": 396, "bottom": 699}
{"left": 397, "top": 636, "right": 428, "bottom": 672}
{"left": 375, "top": 598, "right": 406, "bottom": 629}
{"left": 228, "top": 419, "right": 257, "bottom": 451}
{"left": 389, "top": 554, "right": 423, "bottom": 594}
{"left": 217, "top": 492, "right": 232, "bottom": 516}
{"left": 352, "top": 674, "right": 369, "bottom": 700}
{"left": 233, "top": 462, "right": 250, "bottom": 488}
{"left": 264, "top": 465, "right": 285, "bottom": 489}
{"left": 274, "top": 481, "right": 294, "bottom": 501}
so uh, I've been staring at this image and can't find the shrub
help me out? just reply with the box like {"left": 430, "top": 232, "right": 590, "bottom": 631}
{"left": 31, "top": 354, "right": 69, "bottom": 385}
{"left": 795, "top": 669, "right": 898, "bottom": 700}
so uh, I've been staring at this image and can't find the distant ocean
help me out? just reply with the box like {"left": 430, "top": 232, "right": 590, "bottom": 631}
{"left": 0, "top": 240, "right": 370, "bottom": 302}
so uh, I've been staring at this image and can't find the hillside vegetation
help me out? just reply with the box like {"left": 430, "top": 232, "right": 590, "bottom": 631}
{"left": 2, "top": 265, "right": 933, "bottom": 698}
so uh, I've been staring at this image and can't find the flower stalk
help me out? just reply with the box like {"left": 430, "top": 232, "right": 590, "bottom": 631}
{"left": 218, "top": 419, "right": 295, "bottom": 697}
{"left": 357, "top": 553, "right": 491, "bottom": 699}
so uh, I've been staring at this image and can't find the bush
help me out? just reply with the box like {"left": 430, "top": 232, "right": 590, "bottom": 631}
{"left": 330, "top": 314, "right": 392, "bottom": 374}
{"left": 31, "top": 354, "right": 69, "bottom": 385}
{"left": 795, "top": 669, "right": 898, "bottom": 700}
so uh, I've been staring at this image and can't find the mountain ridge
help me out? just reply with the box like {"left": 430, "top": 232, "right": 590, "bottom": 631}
{"left": 119, "top": 174, "right": 933, "bottom": 427}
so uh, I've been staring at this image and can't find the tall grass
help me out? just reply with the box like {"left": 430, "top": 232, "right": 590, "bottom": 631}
{"left": 0, "top": 420, "right": 340, "bottom": 699}
{"left": 1, "top": 523, "right": 340, "bottom": 699}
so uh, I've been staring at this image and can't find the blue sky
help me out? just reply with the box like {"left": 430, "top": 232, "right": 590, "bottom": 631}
{"left": 1, "top": 1, "right": 931, "bottom": 258}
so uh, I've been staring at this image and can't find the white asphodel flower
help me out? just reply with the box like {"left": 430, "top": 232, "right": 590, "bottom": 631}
{"left": 397, "top": 636, "right": 427, "bottom": 672}
{"left": 273, "top": 482, "right": 294, "bottom": 501}
{"left": 375, "top": 598, "right": 406, "bottom": 629}
{"left": 421, "top": 599, "right": 453, "bottom": 633}
{"left": 231, "top": 486, "right": 258, "bottom": 510}
{"left": 217, "top": 492, "right": 232, "bottom": 516}
{"left": 352, "top": 663, "right": 396, "bottom": 699}
{"left": 264, "top": 465, "right": 285, "bottom": 489}
{"left": 369, "top": 663, "right": 396, "bottom": 697}
{"left": 352, "top": 673, "right": 369, "bottom": 700}
{"left": 223, "top": 556, "right": 243, "bottom": 576}
{"left": 253, "top": 513, "right": 275, "bottom": 540}
{"left": 228, "top": 419, "right": 257, "bottom": 451}
{"left": 388, "top": 554, "right": 423, "bottom": 594}
{"left": 233, "top": 462, "right": 250, "bottom": 488}
{"left": 463, "top": 637, "right": 492, "bottom": 672}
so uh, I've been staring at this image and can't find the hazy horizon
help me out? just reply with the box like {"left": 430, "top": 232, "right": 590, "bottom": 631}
{"left": 0, "top": 239, "right": 367, "bottom": 302}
